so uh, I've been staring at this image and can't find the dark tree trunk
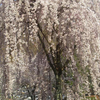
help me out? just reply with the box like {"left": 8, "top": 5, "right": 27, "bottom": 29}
{"left": 55, "top": 74, "right": 62, "bottom": 100}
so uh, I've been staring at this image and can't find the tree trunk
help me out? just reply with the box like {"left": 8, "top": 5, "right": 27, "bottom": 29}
{"left": 55, "top": 74, "right": 62, "bottom": 100}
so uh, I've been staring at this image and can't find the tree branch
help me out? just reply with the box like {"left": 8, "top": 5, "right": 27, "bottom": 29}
{"left": 50, "top": 46, "right": 56, "bottom": 66}
{"left": 56, "top": 37, "right": 62, "bottom": 69}
{"left": 37, "top": 31, "right": 56, "bottom": 74}
{"left": 36, "top": 19, "right": 51, "bottom": 45}
{"left": 63, "top": 59, "right": 70, "bottom": 70}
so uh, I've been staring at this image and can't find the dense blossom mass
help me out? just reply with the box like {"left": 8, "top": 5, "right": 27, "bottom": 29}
{"left": 0, "top": 0, "right": 100, "bottom": 100}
